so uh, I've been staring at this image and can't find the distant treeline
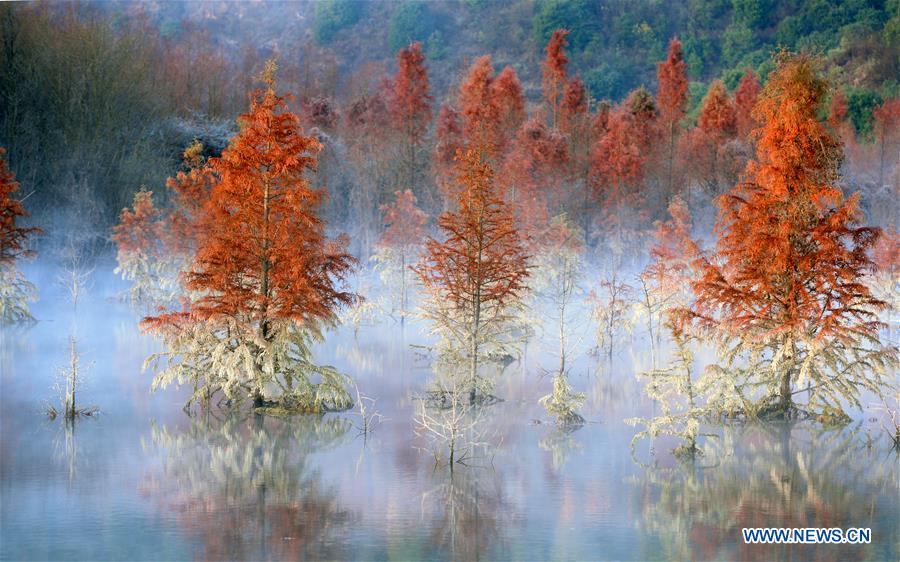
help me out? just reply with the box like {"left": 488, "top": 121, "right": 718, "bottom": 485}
{"left": 0, "top": 1, "right": 897, "bottom": 246}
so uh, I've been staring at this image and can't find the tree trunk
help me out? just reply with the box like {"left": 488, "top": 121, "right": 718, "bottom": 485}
{"left": 66, "top": 337, "right": 77, "bottom": 419}
{"left": 256, "top": 173, "right": 272, "bottom": 404}
{"left": 777, "top": 335, "right": 796, "bottom": 416}
{"left": 779, "top": 368, "right": 792, "bottom": 415}
{"left": 469, "top": 332, "right": 478, "bottom": 405}
{"left": 666, "top": 121, "right": 676, "bottom": 200}
{"left": 470, "top": 223, "right": 483, "bottom": 406}
{"left": 558, "top": 299, "right": 566, "bottom": 375}
{"left": 400, "top": 249, "right": 407, "bottom": 326}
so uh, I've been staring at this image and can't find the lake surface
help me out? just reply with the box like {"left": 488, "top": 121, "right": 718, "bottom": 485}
{"left": 1, "top": 266, "right": 898, "bottom": 561}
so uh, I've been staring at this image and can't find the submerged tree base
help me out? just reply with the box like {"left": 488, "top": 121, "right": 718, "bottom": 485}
{"left": 422, "top": 389, "right": 503, "bottom": 410}
{"left": 755, "top": 403, "right": 812, "bottom": 423}
{"left": 673, "top": 442, "right": 702, "bottom": 460}
{"left": 46, "top": 405, "right": 99, "bottom": 420}
{"left": 557, "top": 411, "right": 586, "bottom": 428}
{"left": 253, "top": 394, "right": 354, "bottom": 416}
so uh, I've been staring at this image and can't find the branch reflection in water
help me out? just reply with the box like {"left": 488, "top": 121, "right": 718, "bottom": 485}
{"left": 628, "top": 423, "right": 899, "bottom": 561}
{"left": 141, "top": 413, "right": 353, "bottom": 561}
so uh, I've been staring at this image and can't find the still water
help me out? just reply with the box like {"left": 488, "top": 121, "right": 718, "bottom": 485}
{"left": 1, "top": 267, "right": 898, "bottom": 561}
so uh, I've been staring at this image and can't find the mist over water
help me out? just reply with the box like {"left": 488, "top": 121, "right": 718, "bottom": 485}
{"left": 1, "top": 263, "right": 897, "bottom": 561}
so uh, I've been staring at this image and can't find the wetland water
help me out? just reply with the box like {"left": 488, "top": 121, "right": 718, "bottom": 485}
{"left": 1, "top": 267, "right": 898, "bottom": 561}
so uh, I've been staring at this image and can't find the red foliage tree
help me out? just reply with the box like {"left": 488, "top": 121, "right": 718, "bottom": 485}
{"left": 591, "top": 89, "right": 657, "bottom": 206}
{"left": 491, "top": 65, "right": 526, "bottom": 149}
{"left": 415, "top": 149, "right": 530, "bottom": 404}
{"left": 559, "top": 76, "right": 598, "bottom": 234}
{"left": 734, "top": 68, "right": 761, "bottom": 139}
{"left": 686, "top": 54, "right": 893, "bottom": 417}
{"left": 459, "top": 55, "right": 501, "bottom": 156}
{"left": 112, "top": 187, "right": 179, "bottom": 304}
{"left": 391, "top": 42, "right": 432, "bottom": 196}
{"left": 641, "top": 197, "right": 698, "bottom": 350}
{"left": 380, "top": 189, "right": 429, "bottom": 249}
{"left": 145, "top": 63, "right": 356, "bottom": 406}
{"left": 589, "top": 89, "right": 657, "bottom": 258}
{"left": 828, "top": 88, "right": 848, "bottom": 129}
{"left": 112, "top": 188, "right": 165, "bottom": 257}
{"left": 656, "top": 37, "right": 689, "bottom": 197}
{"left": 433, "top": 104, "right": 465, "bottom": 197}
{"left": 680, "top": 80, "right": 738, "bottom": 194}
{"left": 592, "top": 101, "right": 611, "bottom": 135}
{"left": 559, "top": 76, "right": 588, "bottom": 135}
{"left": 542, "top": 29, "right": 570, "bottom": 128}
{"left": 0, "top": 148, "right": 40, "bottom": 265}
{"left": 343, "top": 83, "right": 394, "bottom": 255}
{"left": 656, "top": 38, "right": 689, "bottom": 126}
{"left": 304, "top": 97, "right": 339, "bottom": 131}
{"left": 697, "top": 81, "right": 737, "bottom": 136}
{"left": 166, "top": 140, "right": 215, "bottom": 255}
{"left": 501, "top": 119, "right": 569, "bottom": 245}
{"left": 376, "top": 189, "right": 428, "bottom": 319}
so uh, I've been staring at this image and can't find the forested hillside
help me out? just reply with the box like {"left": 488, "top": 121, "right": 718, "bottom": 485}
{"left": 0, "top": 0, "right": 897, "bottom": 242}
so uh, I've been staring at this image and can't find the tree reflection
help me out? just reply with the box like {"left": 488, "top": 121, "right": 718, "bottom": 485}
{"left": 629, "top": 423, "right": 899, "bottom": 561}
{"left": 421, "top": 468, "right": 510, "bottom": 561}
{"left": 539, "top": 425, "right": 584, "bottom": 472}
{"left": 143, "top": 413, "right": 353, "bottom": 561}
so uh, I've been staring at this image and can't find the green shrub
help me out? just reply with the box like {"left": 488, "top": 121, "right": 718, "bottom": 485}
{"left": 313, "top": 0, "right": 362, "bottom": 44}
{"left": 722, "top": 21, "right": 756, "bottom": 66}
{"left": 532, "top": 0, "right": 600, "bottom": 52}
{"left": 427, "top": 30, "right": 447, "bottom": 61}
{"left": 584, "top": 62, "right": 627, "bottom": 101}
{"left": 847, "top": 88, "right": 884, "bottom": 138}
{"left": 388, "top": 2, "right": 435, "bottom": 53}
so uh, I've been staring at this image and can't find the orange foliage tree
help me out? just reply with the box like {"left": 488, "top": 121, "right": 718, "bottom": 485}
{"left": 0, "top": 148, "right": 41, "bottom": 323}
{"left": 637, "top": 197, "right": 697, "bottom": 366}
{"left": 685, "top": 54, "right": 896, "bottom": 419}
{"left": 372, "top": 189, "right": 428, "bottom": 321}
{"left": 343, "top": 82, "right": 394, "bottom": 256}
{"left": 656, "top": 37, "right": 689, "bottom": 197}
{"left": 542, "top": 29, "right": 570, "bottom": 129}
{"left": 0, "top": 148, "right": 39, "bottom": 265}
{"left": 679, "top": 80, "right": 739, "bottom": 195}
{"left": 828, "top": 88, "right": 849, "bottom": 129}
{"left": 391, "top": 42, "right": 432, "bottom": 202}
{"left": 457, "top": 56, "right": 523, "bottom": 159}
{"left": 165, "top": 140, "right": 215, "bottom": 256}
{"left": 733, "top": 68, "right": 761, "bottom": 139}
{"left": 433, "top": 104, "right": 465, "bottom": 198}
{"left": 415, "top": 149, "right": 530, "bottom": 404}
{"left": 492, "top": 66, "right": 527, "bottom": 148}
{"left": 459, "top": 56, "right": 501, "bottom": 156}
{"left": 500, "top": 119, "right": 569, "bottom": 246}
{"left": 591, "top": 90, "right": 657, "bottom": 205}
{"left": 144, "top": 62, "right": 357, "bottom": 412}
{"left": 590, "top": 88, "right": 656, "bottom": 262}
{"left": 111, "top": 188, "right": 178, "bottom": 305}
{"left": 559, "top": 76, "right": 599, "bottom": 234}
